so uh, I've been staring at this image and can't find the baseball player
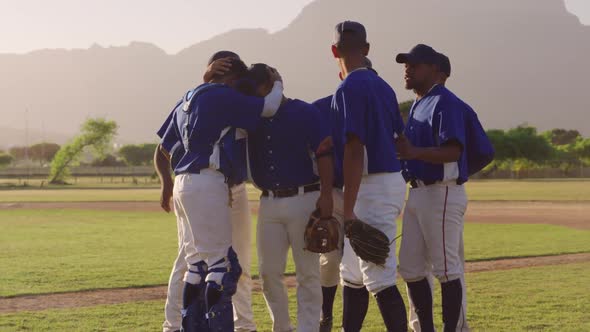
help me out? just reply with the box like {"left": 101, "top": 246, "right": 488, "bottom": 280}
{"left": 329, "top": 21, "right": 407, "bottom": 331}
{"left": 158, "top": 53, "right": 283, "bottom": 331}
{"left": 395, "top": 44, "right": 472, "bottom": 332}
{"left": 404, "top": 53, "right": 471, "bottom": 332}
{"left": 241, "top": 63, "right": 334, "bottom": 332}
{"left": 311, "top": 55, "right": 374, "bottom": 332}
{"left": 155, "top": 51, "right": 259, "bottom": 332}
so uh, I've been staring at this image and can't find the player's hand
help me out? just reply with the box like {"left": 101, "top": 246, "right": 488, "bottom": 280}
{"left": 268, "top": 66, "right": 282, "bottom": 83}
{"left": 203, "top": 57, "right": 233, "bottom": 82}
{"left": 343, "top": 211, "right": 358, "bottom": 222}
{"left": 160, "top": 183, "right": 173, "bottom": 213}
{"left": 395, "top": 135, "right": 419, "bottom": 160}
{"left": 316, "top": 193, "right": 334, "bottom": 219}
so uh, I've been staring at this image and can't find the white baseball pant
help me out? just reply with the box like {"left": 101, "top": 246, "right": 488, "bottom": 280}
{"left": 257, "top": 190, "right": 322, "bottom": 332}
{"left": 319, "top": 189, "right": 344, "bottom": 288}
{"left": 340, "top": 172, "right": 406, "bottom": 294}
{"left": 399, "top": 183, "right": 468, "bottom": 329}
{"left": 163, "top": 177, "right": 256, "bottom": 332}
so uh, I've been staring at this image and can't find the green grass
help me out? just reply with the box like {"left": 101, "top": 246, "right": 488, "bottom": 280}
{"left": 1, "top": 263, "right": 588, "bottom": 331}
{"left": 1, "top": 179, "right": 589, "bottom": 202}
{"left": 465, "top": 179, "right": 590, "bottom": 201}
{"left": 1, "top": 209, "right": 589, "bottom": 297}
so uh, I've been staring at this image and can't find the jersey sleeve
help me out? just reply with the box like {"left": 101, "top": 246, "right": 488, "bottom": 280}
{"left": 221, "top": 89, "right": 265, "bottom": 131}
{"left": 160, "top": 111, "right": 181, "bottom": 153}
{"left": 435, "top": 99, "right": 466, "bottom": 148}
{"left": 337, "top": 85, "right": 367, "bottom": 144}
{"left": 156, "top": 106, "right": 178, "bottom": 139}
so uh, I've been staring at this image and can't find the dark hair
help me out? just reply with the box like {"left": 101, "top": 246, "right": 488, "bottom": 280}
{"left": 336, "top": 30, "right": 368, "bottom": 54}
{"left": 234, "top": 78, "right": 257, "bottom": 96}
{"left": 214, "top": 57, "right": 248, "bottom": 81}
{"left": 208, "top": 50, "right": 240, "bottom": 65}
{"left": 247, "top": 63, "right": 272, "bottom": 87}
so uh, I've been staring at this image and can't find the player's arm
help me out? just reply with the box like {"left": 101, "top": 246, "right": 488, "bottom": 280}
{"left": 343, "top": 134, "right": 364, "bottom": 220}
{"left": 316, "top": 151, "right": 334, "bottom": 218}
{"left": 338, "top": 86, "right": 367, "bottom": 220}
{"left": 396, "top": 135, "right": 461, "bottom": 164}
{"left": 154, "top": 144, "right": 173, "bottom": 213}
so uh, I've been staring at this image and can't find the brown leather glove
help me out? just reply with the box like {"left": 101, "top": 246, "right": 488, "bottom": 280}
{"left": 304, "top": 209, "right": 340, "bottom": 254}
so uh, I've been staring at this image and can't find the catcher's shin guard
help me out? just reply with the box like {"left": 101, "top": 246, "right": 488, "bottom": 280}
{"left": 375, "top": 286, "right": 408, "bottom": 332}
{"left": 441, "top": 279, "right": 462, "bottom": 332}
{"left": 407, "top": 278, "right": 435, "bottom": 332}
{"left": 205, "top": 247, "right": 242, "bottom": 331}
{"left": 342, "top": 285, "right": 369, "bottom": 332}
{"left": 181, "top": 261, "right": 209, "bottom": 332}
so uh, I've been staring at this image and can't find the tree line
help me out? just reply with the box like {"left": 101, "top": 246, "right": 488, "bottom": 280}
{"left": 1, "top": 113, "right": 589, "bottom": 183}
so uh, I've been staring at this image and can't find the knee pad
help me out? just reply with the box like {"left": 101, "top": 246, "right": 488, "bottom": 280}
{"left": 181, "top": 261, "right": 209, "bottom": 332}
{"left": 203, "top": 247, "right": 242, "bottom": 331}
{"left": 205, "top": 246, "right": 242, "bottom": 297}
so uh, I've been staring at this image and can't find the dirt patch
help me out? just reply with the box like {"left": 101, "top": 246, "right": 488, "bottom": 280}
{"left": 465, "top": 201, "right": 589, "bottom": 230}
{"left": 1, "top": 253, "right": 588, "bottom": 314}
{"left": 3, "top": 201, "right": 588, "bottom": 230}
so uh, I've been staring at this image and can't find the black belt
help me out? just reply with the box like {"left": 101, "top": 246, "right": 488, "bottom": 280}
{"left": 261, "top": 183, "right": 320, "bottom": 198}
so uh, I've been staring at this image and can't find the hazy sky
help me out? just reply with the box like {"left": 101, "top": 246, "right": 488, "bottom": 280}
{"left": 1, "top": 0, "right": 588, "bottom": 54}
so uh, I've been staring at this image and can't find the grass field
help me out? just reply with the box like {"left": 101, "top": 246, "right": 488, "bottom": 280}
{"left": 1, "top": 209, "right": 589, "bottom": 297}
{"left": 1, "top": 179, "right": 589, "bottom": 202}
{"left": 2, "top": 262, "right": 588, "bottom": 331}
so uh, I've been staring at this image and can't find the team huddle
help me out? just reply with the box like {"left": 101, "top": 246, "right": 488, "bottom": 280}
{"left": 154, "top": 20, "right": 493, "bottom": 332}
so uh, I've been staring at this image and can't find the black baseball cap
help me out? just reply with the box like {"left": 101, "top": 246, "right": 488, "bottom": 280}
{"left": 334, "top": 21, "right": 367, "bottom": 45}
{"left": 438, "top": 53, "right": 451, "bottom": 77}
{"left": 207, "top": 50, "right": 240, "bottom": 65}
{"left": 396, "top": 44, "right": 441, "bottom": 66}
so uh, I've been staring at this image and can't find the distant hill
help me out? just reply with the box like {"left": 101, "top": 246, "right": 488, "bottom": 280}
{"left": 0, "top": 0, "right": 588, "bottom": 147}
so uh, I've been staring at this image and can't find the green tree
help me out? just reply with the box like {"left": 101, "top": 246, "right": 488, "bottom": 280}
{"left": 118, "top": 143, "right": 158, "bottom": 166}
{"left": 29, "top": 142, "right": 61, "bottom": 165}
{"left": 49, "top": 118, "right": 118, "bottom": 184}
{"left": 544, "top": 129, "right": 581, "bottom": 146}
{"left": 8, "top": 146, "right": 27, "bottom": 160}
{"left": 0, "top": 154, "right": 13, "bottom": 168}
{"left": 90, "top": 154, "right": 126, "bottom": 167}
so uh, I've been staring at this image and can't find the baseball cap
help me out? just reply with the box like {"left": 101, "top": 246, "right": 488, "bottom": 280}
{"left": 438, "top": 53, "right": 451, "bottom": 77}
{"left": 334, "top": 21, "right": 367, "bottom": 45}
{"left": 395, "top": 44, "right": 441, "bottom": 66}
{"left": 207, "top": 50, "right": 240, "bottom": 65}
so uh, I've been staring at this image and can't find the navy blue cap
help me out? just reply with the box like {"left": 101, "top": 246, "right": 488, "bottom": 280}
{"left": 396, "top": 44, "right": 441, "bottom": 66}
{"left": 334, "top": 21, "right": 367, "bottom": 44}
{"left": 208, "top": 50, "right": 240, "bottom": 65}
{"left": 438, "top": 53, "right": 451, "bottom": 77}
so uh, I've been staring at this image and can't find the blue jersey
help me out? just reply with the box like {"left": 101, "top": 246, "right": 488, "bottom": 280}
{"left": 248, "top": 99, "right": 329, "bottom": 190}
{"left": 403, "top": 84, "right": 469, "bottom": 184}
{"left": 313, "top": 95, "right": 343, "bottom": 188}
{"left": 157, "top": 104, "right": 185, "bottom": 169}
{"left": 159, "top": 83, "right": 264, "bottom": 182}
{"left": 331, "top": 69, "right": 404, "bottom": 176}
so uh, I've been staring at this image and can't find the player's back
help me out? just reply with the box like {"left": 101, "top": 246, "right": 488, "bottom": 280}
{"left": 332, "top": 69, "right": 404, "bottom": 174}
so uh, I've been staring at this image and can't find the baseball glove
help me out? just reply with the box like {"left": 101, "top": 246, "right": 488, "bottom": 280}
{"left": 304, "top": 209, "right": 340, "bottom": 254}
{"left": 344, "top": 219, "right": 390, "bottom": 266}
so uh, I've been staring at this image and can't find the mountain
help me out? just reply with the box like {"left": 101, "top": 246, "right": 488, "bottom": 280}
{"left": 0, "top": 0, "right": 588, "bottom": 147}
